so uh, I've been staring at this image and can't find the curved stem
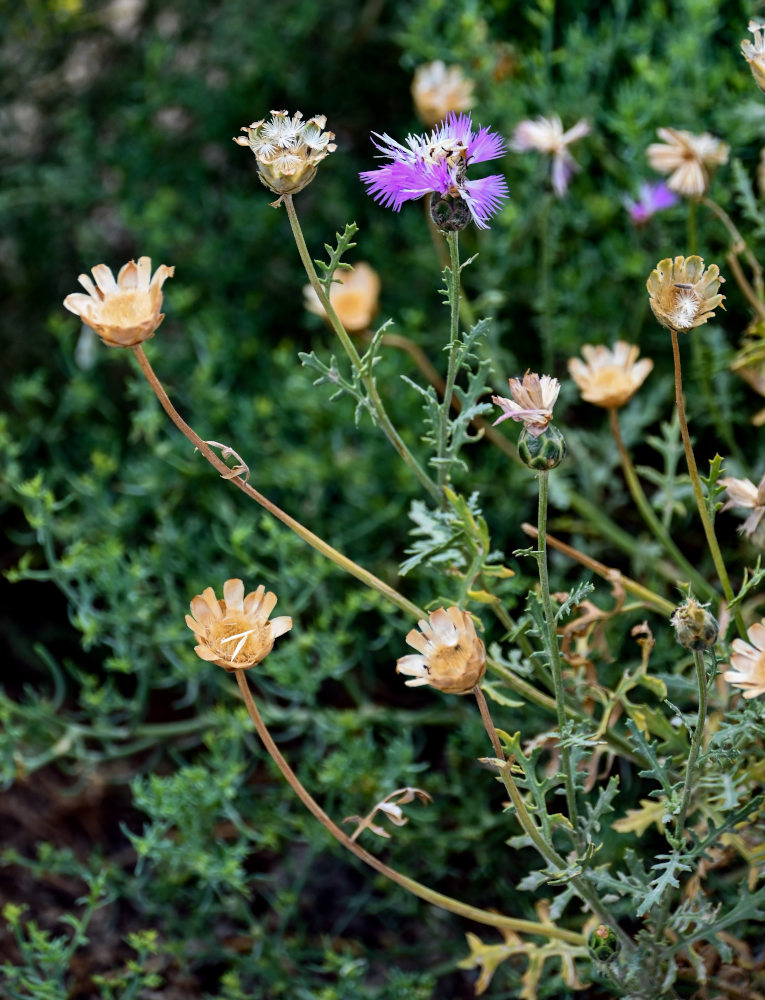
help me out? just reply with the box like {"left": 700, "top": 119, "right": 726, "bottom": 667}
{"left": 536, "top": 471, "right": 580, "bottom": 839}
{"left": 131, "top": 346, "right": 424, "bottom": 621}
{"left": 703, "top": 196, "right": 765, "bottom": 313}
{"left": 232, "top": 668, "right": 584, "bottom": 946}
{"left": 608, "top": 408, "right": 714, "bottom": 601}
{"left": 436, "top": 231, "right": 462, "bottom": 493}
{"left": 669, "top": 331, "right": 747, "bottom": 639}
{"left": 283, "top": 195, "right": 440, "bottom": 502}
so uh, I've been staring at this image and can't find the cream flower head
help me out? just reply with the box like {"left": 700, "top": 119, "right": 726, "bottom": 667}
{"left": 646, "top": 256, "right": 725, "bottom": 331}
{"left": 234, "top": 110, "right": 336, "bottom": 201}
{"left": 63, "top": 257, "right": 174, "bottom": 348}
{"left": 719, "top": 471, "right": 765, "bottom": 538}
{"left": 723, "top": 619, "right": 765, "bottom": 698}
{"left": 492, "top": 371, "right": 560, "bottom": 437}
{"left": 511, "top": 115, "right": 590, "bottom": 196}
{"left": 411, "top": 61, "right": 475, "bottom": 126}
{"left": 646, "top": 127, "right": 729, "bottom": 198}
{"left": 397, "top": 607, "right": 486, "bottom": 695}
{"left": 303, "top": 262, "right": 381, "bottom": 332}
{"left": 742, "top": 21, "right": 765, "bottom": 93}
{"left": 568, "top": 342, "right": 653, "bottom": 409}
{"left": 186, "top": 579, "right": 292, "bottom": 671}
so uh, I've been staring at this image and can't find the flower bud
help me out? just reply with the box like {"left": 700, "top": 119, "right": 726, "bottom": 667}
{"left": 518, "top": 424, "right": 566, "bottom": 470}
{"left": 587, "top": 924, "right": 621, "bottom": 963}
{"left": 670, "top": 598, "right": 719, "bottom": 651}
{"left": 429, "top": 192, "right": 473, "bottom": 232}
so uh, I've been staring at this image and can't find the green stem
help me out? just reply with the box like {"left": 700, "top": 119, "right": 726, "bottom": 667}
{"left": 436, "top": 230, "right": 462, "bottom": 494}
{"left": 608, "top": 408, "right": 714, "bottom": 601}
{"left": 539, "top": 195, "right": 555, "bottom": 372}
{"left": 471, "top": 683, "right": 634, "bottom": 955}
{"left": 536, "top": 470, "right": 580, "bottom": 839}
{"left": 233, "top": 669, "right": 584, "bottom": 946}
{"left": 132, "top": 346, "right": 425, "bottom": 621}
{"left": 674, "top": 650, "right": 708, "bottom": 841}
{"left": 283, "top": 194, "right": 440, "bottom": 503}
{"left": 669, "top": 330, "right": 747, "bottom": 639}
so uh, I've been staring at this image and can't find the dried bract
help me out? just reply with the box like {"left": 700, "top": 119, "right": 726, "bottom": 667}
{"left": 63, "top": 256, "right": 174, "bottom": 348}
{"left": 646, "top": 256, "right": 724, "bottom": 331}
{"left": 568, "top": 342, "right": 653, "bottom": 409}
{"left": 186, "top": 578, "right": 292, "bottom": 671}
{"left": 742, "top": 20, "right": 765, "bottom": 93}
{"left": 397, "top": 607, "right": 486, "bottom": 695}
{"left": 234, "top": 110, "right": 336, "bottom": 200}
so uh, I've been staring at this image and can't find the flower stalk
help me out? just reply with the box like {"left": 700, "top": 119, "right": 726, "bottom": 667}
{"left": 131, "top": 345, "right": 425, "bottom": 621}
{"left": 283, "top": 194, "right": 441, "bottom": 503}
{"left": 232, "top": 667, "right": 585, "bottom": 946}
{"left": 436, "top": 230, "right": 462, "bottom": 492}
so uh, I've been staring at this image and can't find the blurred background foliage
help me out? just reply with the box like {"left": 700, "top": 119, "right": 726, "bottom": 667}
{"left": 2, "top": 0, "right": 765, "bottom": 996}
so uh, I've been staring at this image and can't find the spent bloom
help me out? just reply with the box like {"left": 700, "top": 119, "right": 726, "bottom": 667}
{"left": 511, "top": 115, "right": 590, "bottom": 197}
{"left": 568, "top": 341, "right": 653, "bottom": 409}
{"left": 670, "top": 597, "right": 719, "bottom": 651}
{"left": 397, "top": 606, "right": 486, "bottom": 695}
{"left": 646, "top": 255, "right": 725, "bottom": 331}
{"left": 63, "top": 256, "right": 174, "bottom": 348}
{"left": 492, "top": 371, "right": 560, "bottom": 437}
{"left": 723, "top": 619, "right": 765, "bottom": 698}
{"left": 359, "top": 112, "right": 508, "bottom": 230}
{"left": 303, "top": 262, "right": 381, "bottom": 332}
{"left": 186, "top": 578, "right": 292, "bottom": 671}
{"left": 234, "top": 110, "right": 336, "bottom": 200}
{"left": 646, "top": 127, "right": 729, "bottom": 198}
{"left": 742, "top": 20, "right": 765, "bottom": 93}
{"left": 622, "top": 181, "right": 678, "bottom": 225}
{"left": 411, "top": 60, "right": 475, "bottom": 125}
{"left": 718, "top": 470, "right": 765, "bottom": 538}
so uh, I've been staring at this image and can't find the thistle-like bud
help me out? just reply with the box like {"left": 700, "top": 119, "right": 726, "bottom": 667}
{"left": 234, "top": 110, "right": 336, "bottom": 201}
{"left": 429, "top": 192, "right": 472, "bottom": 231}
{"left": 519, "top": 423, "right": 566, "bottom": 470}
{"left": 670, "top": 598, "right": 719, "bottom": 651}
{"left": 587, "top": 924, "right": 621, "bottom": 963}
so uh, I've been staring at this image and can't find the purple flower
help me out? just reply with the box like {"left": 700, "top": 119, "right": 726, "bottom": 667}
{"left": 359, "top": 112, "right": 509, "bottom": 230}
{"left": 622, "top": 181, "right": 678, "bottom": 226}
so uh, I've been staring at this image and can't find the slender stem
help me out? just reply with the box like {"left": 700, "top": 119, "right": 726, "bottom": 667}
{"left": 436, "top": 230, "right": 462, "bottom": 493}
{"left": 608, "top": 408, "right": 714, "bottom": 601}
{"left": 669, "top": 331, "right": 747, "bottom": 638}
{"left": 687, "top": 198, "right": 697, "bottom": 256}
{"left": 283, "top": 195, "right": 440, "bottom": 502}
{"left": 131, "top": 346, "right": 425, "bottom": 621}
{"left": 674, "top": 650, "right": 708, "bottom": 841}
{"left": 521, "top": 522, "right": 676, "bottom": 615}
{"left": 473, "top": 685, "right": 504, "bottom": 759}
{"left": 232, "top": 669, "right": 584, "bottom": 945}
{"left": 703, "top": 196, "right": 765, "bottom": 312}
{"left": 536, "top": 471, "right": 580, "bottom": 838}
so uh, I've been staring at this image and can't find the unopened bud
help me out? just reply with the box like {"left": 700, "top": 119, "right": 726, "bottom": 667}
{"left": 518, "top": 423, "right": 566, "bottom": 470}
{"left": 429, "top": 192, "right": 472, "bottom": 232}
{"left": 670, "top": 598, "right": 719, "bottom": 651}
{"left": 587, "top": 924, "right": 621, "bottom": 963}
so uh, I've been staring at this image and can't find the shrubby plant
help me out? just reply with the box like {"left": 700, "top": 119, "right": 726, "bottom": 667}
{"left": 4, "top": 1, "right": 765, "bottom": 997}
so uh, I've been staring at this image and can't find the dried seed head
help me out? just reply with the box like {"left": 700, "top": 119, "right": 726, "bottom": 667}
{"left": 397, "top": 606, "right": 486, "bottom": 695}
{"left": 670, "top": 598, "right": 719, "bottom": 651}
{"left": 646, "top": 256, "right": 725, "bottom": 331}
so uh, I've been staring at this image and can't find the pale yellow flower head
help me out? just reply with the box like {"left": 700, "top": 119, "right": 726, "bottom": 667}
{"left": 646, "top": 127, "right": 729, "bottom": 198}
{"left": 411, "top": 61, "right": 475, "bottom": 126}
{"left": 303, "top": 262, "right": 381, "bottom": 332}
{"left": 234, "top": 110, "right": 336, "bottom": 201}
{"left": 492, "top": 371, "right": 560, "bottom": 437}
{"left": 568, "top": 341, "right": 653, "bottom": 409}
{"left": 186, "top": 578, "right": 292, "bottom": 672}
{"left": 719, "top": 471, "right": 765, "bottom": 538}
{"left": 646, "top": 255, "right": 725, "bottom": 331}
{"left": 742, "top": 20, "right": 765, "bottom": 93}
{"left": 63, "top": 257, "right": 174, "bottom": 348}
{"left": 397, "top": 606, "right": 486, "bottom": 695}
{"left": 723, "top": 619, "right": 765, "bottom": 698}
